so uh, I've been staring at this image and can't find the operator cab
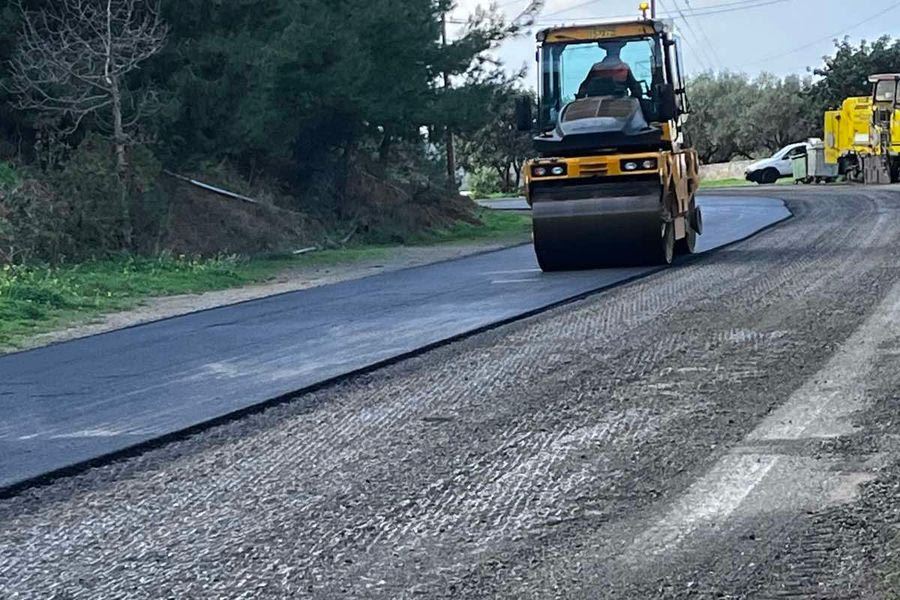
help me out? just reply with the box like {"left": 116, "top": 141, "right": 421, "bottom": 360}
{"left": 871, "top": 74, "right": 900, "bottom": 106}
{"left": 518, "top": 19, "right": 688, "bottom": 157}
{"left": 870, "top": 74, "right": 900, "bottom": 129}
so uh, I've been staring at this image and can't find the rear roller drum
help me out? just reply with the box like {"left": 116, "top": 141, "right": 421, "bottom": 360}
{"left": 534, "top": 243, "right": 569, "bottom": 272}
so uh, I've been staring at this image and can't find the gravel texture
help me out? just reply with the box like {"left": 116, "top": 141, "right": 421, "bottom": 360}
{"left": 3, "top": 187, "right": 900, "bottom": 598}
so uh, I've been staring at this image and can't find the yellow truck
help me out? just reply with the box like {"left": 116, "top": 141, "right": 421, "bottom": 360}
{"left": 824, "top": 74, "right": 900, "bottom": 183}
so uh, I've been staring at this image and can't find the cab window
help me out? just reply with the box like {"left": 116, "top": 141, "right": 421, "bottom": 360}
{"left": 874, "top": 79, "right": 897, "bottom": 103}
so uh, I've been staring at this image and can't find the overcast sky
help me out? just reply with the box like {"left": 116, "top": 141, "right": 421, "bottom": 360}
{"left": 451, "top": 0, "right": 900, "bottom": 85}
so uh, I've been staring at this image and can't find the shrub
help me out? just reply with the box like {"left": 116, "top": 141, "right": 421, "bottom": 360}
{"left": 0, "top": 162, "right": 17, "bottom": 191}
{"left": 468, "top": 166, "right": 503, "bottom": 199}
{"left": 0, "top": 137, "right": 169, "bottom": 264}
{"left": 0, "top": 178, "right": 73, "bottom": 264}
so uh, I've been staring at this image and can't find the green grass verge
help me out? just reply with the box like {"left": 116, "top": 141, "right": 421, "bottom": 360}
{"left": 699, "top": 176, "right": 799, "bottom": 189}
{"left": 467, "top": 190, "right": 523, "bottom": 200}
{"left": 410, "top": 208, "right": 531, "bottom": 244}
{"left": 699, "top": 177, "right": 754, "bottom": 189}
{"left": 0, "top": 209, "right": 531, "bottom": 350}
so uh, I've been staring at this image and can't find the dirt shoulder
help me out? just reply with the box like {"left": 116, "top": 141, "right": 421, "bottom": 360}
{"left": 17, "top": 238, "right": 528, "bottom": 354}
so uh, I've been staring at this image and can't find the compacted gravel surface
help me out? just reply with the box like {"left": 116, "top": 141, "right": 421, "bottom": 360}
{"left": 3, "top": 187, "right": 900, "bottom": 599}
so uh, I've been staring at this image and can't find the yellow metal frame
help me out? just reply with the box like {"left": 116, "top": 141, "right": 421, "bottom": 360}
{"left": 527, "top": 153, "right": 661, "bottom": 180}
{"left": 825, "top": 86, "right": 900, "bottom": 165}
{"left": 824, "top": 97, "right": 875, "bottom": 164}
{"left": 526, "top": 18, "right": 698, "bottom": 234}
{"left": 539, "top": 21, "right": 658, "bottom": 43}
{"left": 524, "top": 150, "right": 700, "bottom": 219}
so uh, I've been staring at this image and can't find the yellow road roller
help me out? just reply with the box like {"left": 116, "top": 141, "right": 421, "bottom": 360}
{"left": 516, "top": 15, "right": 701, "bottom": 271}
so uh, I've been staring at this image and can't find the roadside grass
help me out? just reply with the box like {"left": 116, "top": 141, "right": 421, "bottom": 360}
{"left": 0, "top": 209, "right": 531, "bottom": 350}
{"left": 410, "top": 208, "right": 531, "bottom": 244}
{"left": 699, "top": 177, "right": 754, "bottom": 189}
{"left": 465, "top": 190, "right": 522, "bottom": 200}
{"left": 700, "top": 176, "right": 798, "bottom": 189}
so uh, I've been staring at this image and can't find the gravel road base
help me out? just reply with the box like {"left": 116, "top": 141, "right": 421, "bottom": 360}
{"left": 2, "top": 188, "right": 900, "bottom": 599}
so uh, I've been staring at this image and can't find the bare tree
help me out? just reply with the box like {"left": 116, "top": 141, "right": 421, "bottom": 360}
{"left": 6, "top": 0, "right": 167, "bottom": 245}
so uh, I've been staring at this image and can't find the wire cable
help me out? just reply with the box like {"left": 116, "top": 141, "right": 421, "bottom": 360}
{"left": 664, "top": 0, "right": 723, "bottom": 71}
{"left": 539, "top": 0, "right": 788, "bottom": 20}
{"left": 736, "top": 0, "right": 900, "bottom": 68}
{"left": 682, "top": 0, "right": 725, "bottom": 69}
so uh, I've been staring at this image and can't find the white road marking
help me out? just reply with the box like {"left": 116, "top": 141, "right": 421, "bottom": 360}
{"left": 483, "top": 268, "right": 542, "bottom": 275}
{"left": 492, "top": 278, "right": 541, "bottom": 284}
{"left": 624, "top": 278, "right": 900, "bottom": 561}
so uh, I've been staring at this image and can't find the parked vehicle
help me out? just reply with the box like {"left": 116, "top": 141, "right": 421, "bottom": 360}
{"left": 744, "top": 143, "right": 809, "bottom": 184}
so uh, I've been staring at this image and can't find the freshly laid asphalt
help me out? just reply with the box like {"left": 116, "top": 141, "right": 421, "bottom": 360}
{"left": 0, "top": 196, "right": 790, "bottom": 491}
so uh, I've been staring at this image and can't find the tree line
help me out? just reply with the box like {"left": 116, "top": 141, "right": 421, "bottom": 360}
{"left": 684, "top": 36, "right": 900, "bottom": 164}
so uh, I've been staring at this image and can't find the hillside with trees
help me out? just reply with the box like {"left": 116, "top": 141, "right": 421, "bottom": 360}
{"left": 2, "top": 0, "right": 898, "bottom": 262}
{"left": 0, "top": 0, "right": 538, "bottom": 263}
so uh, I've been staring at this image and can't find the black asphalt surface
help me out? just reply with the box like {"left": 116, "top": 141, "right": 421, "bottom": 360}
{"left": 475, "top": 197, "right": 528, "bottom": 210}
{"left": 0, "top": 196, "right": 789, "bottom": 491}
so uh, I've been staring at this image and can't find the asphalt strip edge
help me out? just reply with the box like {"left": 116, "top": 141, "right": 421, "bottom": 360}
{"left": 0, "top": 198, "right": 793, "bottom": 499}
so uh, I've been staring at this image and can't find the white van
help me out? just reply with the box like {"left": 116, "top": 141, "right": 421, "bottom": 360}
{"left": 744, "top": 143, "right": 809, "bottom": 184}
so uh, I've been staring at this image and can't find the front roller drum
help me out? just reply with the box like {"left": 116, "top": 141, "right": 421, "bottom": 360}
{"left": 531, "top": 181, "right": 673, "bottom": 271}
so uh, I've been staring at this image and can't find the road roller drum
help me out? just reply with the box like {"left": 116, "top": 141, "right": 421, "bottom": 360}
{"left": 531, "top": 180, "right": 673, "bottom": 270}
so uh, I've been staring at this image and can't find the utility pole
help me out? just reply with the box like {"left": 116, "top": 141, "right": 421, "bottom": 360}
{"left": 441, "top": 10, "right": 457, "bottom": 191}
{"left": 651, "top": 0, "right": 656, "bottom": 17}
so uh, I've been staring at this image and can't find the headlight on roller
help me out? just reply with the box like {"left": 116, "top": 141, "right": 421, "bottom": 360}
{"left": 620, "top": 158, "right": 657, "bottom": 172}
{"left": 531, "top": 164, "right": 567, "bottom": 177}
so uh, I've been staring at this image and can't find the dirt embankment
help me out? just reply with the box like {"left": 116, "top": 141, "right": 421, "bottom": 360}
{"left": 160, "top": 170, "right": 479, "bottom": 256}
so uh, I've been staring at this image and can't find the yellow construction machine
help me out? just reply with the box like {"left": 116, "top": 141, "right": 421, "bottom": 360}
{"left": 824, "top": 74, "right": 900, "bottom": 183}
{"left": 824, "top": 96, "right": 873, "bottom": 180}
{"left": 515, "top": 13, "right": 700, "bottom": 271}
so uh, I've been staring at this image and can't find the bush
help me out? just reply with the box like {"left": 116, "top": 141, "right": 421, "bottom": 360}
{"left": 468, "top": 166, "right": 503, "bottom": 199}
{"left": 0, "top": 162, "right": 16, "bottom": 191}
{"left": 0, "top": 137, "right": 169, "bottom": 264}
{"left": 0, "top": 178, "right": 73, "bottom": 264}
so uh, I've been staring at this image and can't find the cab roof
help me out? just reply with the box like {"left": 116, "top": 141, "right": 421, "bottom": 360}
{"left": 869, "top": 74, "right": 900, "bottom": 82}
{"left": 536, "top": 18, "right": 673, "bottom": 44}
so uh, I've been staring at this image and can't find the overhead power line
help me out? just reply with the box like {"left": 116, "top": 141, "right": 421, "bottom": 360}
{"left": 669, "top": 0, "right": 789, "bottom": 17}
{"left": 682, "top": 0, "right": 724, "bottom": 68}
{"left": 657, "top": 0, "right": 712, "bottom": 72}
{"left": 663, "top": 0, "right": 722, "bottom": 71}
{"left": 737, "top": 0, "right": 900, "bottom": 68}
{"left": 539, "top": 0, "right": 789, "bottom": 21}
